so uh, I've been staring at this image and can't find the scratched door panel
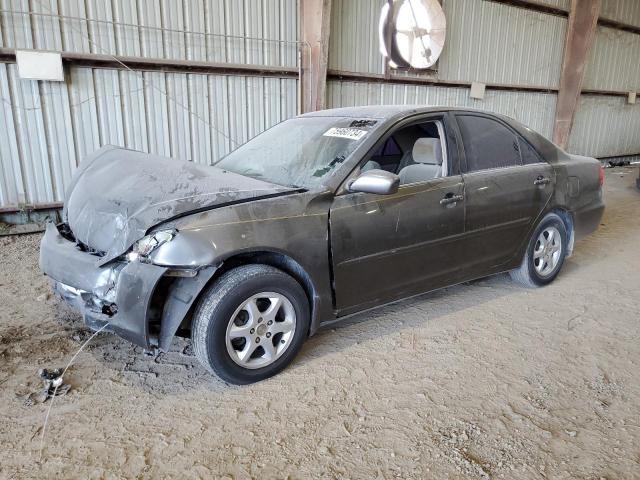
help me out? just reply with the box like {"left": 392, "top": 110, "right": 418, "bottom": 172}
{"left": 462, "top": 163, "right": 555, "bottom": 270}
{"left": 330, "top": 176, "right": 465, "bottom": 314}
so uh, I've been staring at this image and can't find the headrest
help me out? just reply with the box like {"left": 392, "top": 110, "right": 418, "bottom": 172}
{"left": 361, "top": 160, "right": 381, "bottom": 172}
{"left": 412, "top": 138, "right": 442, "bottom": 165}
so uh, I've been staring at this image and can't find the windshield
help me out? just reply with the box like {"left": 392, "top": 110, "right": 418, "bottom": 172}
{"left": 214, "top": 116, "right": 379, "bottom": 188}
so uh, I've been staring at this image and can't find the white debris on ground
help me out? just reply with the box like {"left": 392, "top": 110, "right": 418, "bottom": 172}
{"left": 0, "top": 168, "right": 639, "bottom": 479}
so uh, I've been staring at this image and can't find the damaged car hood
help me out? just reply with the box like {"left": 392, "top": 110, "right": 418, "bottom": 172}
{"left": 64, "top": 146, "right": 296, "bottom": 264}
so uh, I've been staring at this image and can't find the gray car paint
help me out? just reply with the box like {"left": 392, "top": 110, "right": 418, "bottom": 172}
{"left": 63, "top": 145, "right": 296, "bottom": 265}
{"left": 39, "top": 221, "right": 169, "bottom": 346}
{"left": 39, "top": 106, "right": 605, "bottom": 353}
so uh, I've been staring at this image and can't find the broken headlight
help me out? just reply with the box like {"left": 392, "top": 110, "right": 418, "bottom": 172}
{"left": 129, "top": 230, "right": 176, "bottom": 260}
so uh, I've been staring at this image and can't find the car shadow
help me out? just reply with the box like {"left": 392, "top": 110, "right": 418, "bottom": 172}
{"left": 63, "top": 260, "right": 584, "bottom": 394}
{"left": 52, "top": 306, "right": 232, "bottom": 395}
{"left": 65, "top": 273, "right": 517, "bottom": 394}
{"left": 292, "top": 272, "right": 519, "bottom": 368}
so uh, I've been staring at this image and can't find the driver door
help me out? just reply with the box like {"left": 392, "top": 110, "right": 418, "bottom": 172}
{"left": 329, "top": 114, "right": 467, "bottom": 314}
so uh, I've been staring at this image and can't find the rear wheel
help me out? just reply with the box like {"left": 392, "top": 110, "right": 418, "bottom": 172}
{"left": 510, "top": 213, "right": 568, "bottom": 287}
{"left": 192, "top": 264, "right": 310, "bottom": 384}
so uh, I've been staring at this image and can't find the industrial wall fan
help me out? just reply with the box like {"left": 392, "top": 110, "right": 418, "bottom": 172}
{"left": 379, "top": 0, "right": 447, "bottom": 70}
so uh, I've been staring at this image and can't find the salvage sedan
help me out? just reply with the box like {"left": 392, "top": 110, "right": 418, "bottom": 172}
{"left": 40, "top": 106, "right": 604, "bottom": 384}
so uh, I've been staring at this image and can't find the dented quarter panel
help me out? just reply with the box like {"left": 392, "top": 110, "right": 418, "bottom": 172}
{"left": 155, "top": 190, "right": 336, "bottom": 332}
{"left": 550, "top": 152, "right": 604, "bottom": 240}
{"left": 511, "top": 123, "right": 604, "bottom": 240}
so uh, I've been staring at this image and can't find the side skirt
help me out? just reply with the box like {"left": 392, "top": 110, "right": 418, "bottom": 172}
{"left": 317, "top": 267, "right": 516, "bottom": 331}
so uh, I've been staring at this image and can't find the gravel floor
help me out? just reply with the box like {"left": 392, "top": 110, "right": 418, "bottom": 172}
{"left": 1, "top": 168, "right": 639, "bottom": 479}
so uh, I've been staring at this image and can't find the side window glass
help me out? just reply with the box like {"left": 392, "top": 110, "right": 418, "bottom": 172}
{"left": 457, "top": 115, "right": 522, "bottom": 172}
{"left": 364, "top": 136, "right": 404, "bottom": 173}
{"left": 382, "top": 137, "right": 401, "bottom": 155}
{"left": 395, "top": 121, "right": 446, "bottom": 185}
{"left": 360, "top": 119, "right": 448, "bottom": 184}
{"left": 518, "top": 137, "right": 543, "bottom": 164}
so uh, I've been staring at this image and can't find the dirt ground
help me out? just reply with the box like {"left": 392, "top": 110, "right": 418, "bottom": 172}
{"left": 1, "top": 168, "right": 639, "bottom": 479}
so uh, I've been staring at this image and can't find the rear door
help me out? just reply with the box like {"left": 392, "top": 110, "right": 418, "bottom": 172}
{"left": 453, "top": 113, "right": 554, "bottom": 271}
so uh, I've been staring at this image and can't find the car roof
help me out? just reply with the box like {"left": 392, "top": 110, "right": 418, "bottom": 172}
{"left": 298, "top": 105, "right": 498, "bottom": 121}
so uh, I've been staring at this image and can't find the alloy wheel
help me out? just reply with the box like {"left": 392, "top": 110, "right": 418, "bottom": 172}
{"left": 533, "top": 226, "right": 562, "bottom": 277}
{"left": 225, "top": 292, "right": 296, "bottom": 369}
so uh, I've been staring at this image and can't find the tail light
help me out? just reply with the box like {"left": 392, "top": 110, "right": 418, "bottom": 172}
{"left": 598, "top": 165, "right": 605, "bottom": 186}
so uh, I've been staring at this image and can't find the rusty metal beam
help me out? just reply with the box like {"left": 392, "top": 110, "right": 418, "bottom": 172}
{"left": 0, "top": 202, "right": 63, "bottom": 213}
{"left": 0, "top": 48, "right": 299, "bottom": 78}
{"left": 487, "top": 0, "right": 568, "bottom": 17}
{"left": 300, "top": 0, "right": 332, "bottom": 112}
{"left": 598, "top": 17, "right": 640, "bottom": 35}
{"left": 327, "top": 70, "right": 639, "bottom": 98}
{"left": 328, "top": 69, "right": 558, "bottom": 93}
{"left": 489, "top": 0, "right": 640, "bottom": 35}
{"left": 553, "top": 0, "right": 601, "bottom": 148}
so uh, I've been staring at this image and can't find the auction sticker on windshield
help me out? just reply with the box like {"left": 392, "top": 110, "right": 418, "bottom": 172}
{"left": 323, "top": 127, "right": 368, "bottom": 141}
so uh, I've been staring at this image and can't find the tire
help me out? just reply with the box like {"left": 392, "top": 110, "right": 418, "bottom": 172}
{"left": 192, "top": 264, "right": 310, "bottom": 385}
{"left": 509, "top": 213, "right": 568, "bottom": 288}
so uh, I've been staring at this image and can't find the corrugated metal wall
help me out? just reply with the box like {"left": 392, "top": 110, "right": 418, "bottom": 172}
{"left": 0, "top": 0, "right": 298, "bottom": 66}
{"left": 601, "top": 0, "right": 640, "bottom": 28}
{"left": 579, "top": 26, "right": 640, "bottom": 157}
{"left": 1, "top": 0, "right": 640, "bottom": 209}
{"left": 326, "top": 80, "right": 557, "bottom": 139}
{"left": 327, "top": 0, "right": 639, "bottom": 159}
{"left": 0, "top": 63, "right": 298, "bottom": 206}
{"left": 328, "top": 0, "right": 565, "bottom": 141}
{"left": 584, "top": 27, "right": 640, "bottom": 92}
{"left": 0, "top": 1, "right": 299, "bottom": 208}
{"left": 329, "top": 0, "right": 567, "bottom": 89}
{"left": 431, "top": 0, "right": 566, "bottom": 89}
{"left": 568, "top": 95, "right": 640, "bottom": 158}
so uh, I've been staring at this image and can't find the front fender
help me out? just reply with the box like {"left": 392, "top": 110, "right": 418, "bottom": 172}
{"left": 149, "top": 229, "right": 219, "bottom": 267}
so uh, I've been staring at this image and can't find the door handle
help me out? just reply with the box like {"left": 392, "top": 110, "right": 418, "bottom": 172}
{"left": 440, "top": 193, "right": 464, "bottom": 206}
{"left": 534, "top": 176, "right": 551, "bottom": 186}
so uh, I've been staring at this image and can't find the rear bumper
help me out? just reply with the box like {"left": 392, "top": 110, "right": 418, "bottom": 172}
{"left": 573, "top": 199, "right": 605, "bottom": 241}
{"left": 39, "top": 223, "right": 167, "bottom": 348}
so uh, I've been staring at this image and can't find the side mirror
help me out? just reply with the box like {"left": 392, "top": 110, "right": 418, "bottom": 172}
{"left": 348, "top": 169, "right": 400, "bottom": 195}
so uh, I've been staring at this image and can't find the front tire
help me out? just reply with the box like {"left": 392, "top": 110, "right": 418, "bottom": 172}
{"left": 510, "top": 213, "right": 568, "bottom": 288}
{"left": 192, "top": 264, "right": 310, "bottom": 385}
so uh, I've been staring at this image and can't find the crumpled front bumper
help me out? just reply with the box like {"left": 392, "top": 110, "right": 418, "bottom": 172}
{"left": 39, "top": 223, "right": 167, "bottom": 348}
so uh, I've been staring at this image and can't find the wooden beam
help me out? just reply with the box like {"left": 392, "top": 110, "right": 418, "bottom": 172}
{"left": 300, "top": 0, "right": 332, "bottom": 112}
{"left": 553, "top": 0, "right": 601, "bottom": 148}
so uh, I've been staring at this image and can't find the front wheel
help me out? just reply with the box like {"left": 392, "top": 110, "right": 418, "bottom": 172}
{"left": 192, "top": 264, "right": 310, "bottom": 384}
{"left": 510, "top": 213, "right": 568, "bottom": 288}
